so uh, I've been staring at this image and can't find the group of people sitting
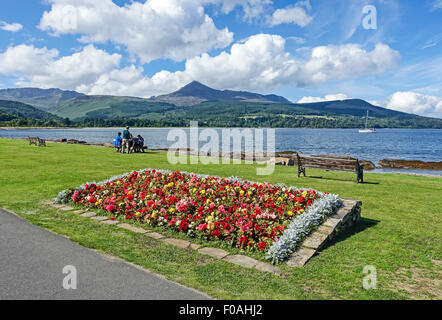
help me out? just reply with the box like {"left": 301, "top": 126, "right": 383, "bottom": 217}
{"left": 113, "top": 126, "right": 146, "bottom": 154}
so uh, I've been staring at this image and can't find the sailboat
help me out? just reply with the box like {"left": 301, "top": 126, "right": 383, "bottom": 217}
{"left": 359, "top": 110, "right": 376, "bottom": 133}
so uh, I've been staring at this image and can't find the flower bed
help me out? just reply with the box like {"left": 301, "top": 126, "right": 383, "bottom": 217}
{"left": 56, "top": 169, "right": 341, "bottom": 262}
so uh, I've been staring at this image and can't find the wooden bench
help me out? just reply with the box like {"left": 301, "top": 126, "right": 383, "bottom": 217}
{"left": 295, "top": 153, "right": 364, "bottom": 183}
{"left": 28, "top": 136, "right": 46, "bottom": 147}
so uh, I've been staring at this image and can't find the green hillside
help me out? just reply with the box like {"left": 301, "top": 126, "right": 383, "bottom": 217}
{"left": 0, "top": 100, "right": 60, "bottom": 120}
{"left": 49, "top": 95, "right": 176, "bottom": 119}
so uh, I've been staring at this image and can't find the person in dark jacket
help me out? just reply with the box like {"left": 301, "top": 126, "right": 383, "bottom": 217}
{"left": 137, "top": 135, "right": 145, "bottom": 153}
{"left": 122, "top": 126, "right": 131, "bottom": 154}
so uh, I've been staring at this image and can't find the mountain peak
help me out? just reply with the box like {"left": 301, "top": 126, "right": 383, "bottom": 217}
{"left": 155, "top": 81, "right": 291, "bottom": 106}
{"left": 184, "top": 80, "right": 208, "bottom": 88}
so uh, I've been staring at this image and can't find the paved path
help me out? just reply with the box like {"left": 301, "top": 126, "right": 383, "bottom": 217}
{"left": 0, "top": 209, "right": 210, "bottom": 300}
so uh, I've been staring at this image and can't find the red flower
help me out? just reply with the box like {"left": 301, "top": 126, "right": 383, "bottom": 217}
{"left": 257, "top": 242, "right": 267, "bottom": 250}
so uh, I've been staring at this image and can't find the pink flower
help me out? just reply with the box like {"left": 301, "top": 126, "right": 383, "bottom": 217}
{"left": 105, "top": 205, "right": 115, "bottom": 212}
{"left": 176, "top": 199, "right": 188, "bottom": 212}
{"left": 72, "top": 191, "right": 79, "bottom": 202}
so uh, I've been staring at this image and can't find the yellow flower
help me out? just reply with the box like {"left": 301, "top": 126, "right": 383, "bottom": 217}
{"left": 278, "top": 197, "right": 283, "bottom": 202}
{"left": 151, "top": 211, "right": 157, "bottom": 218}
{"left": 240, "top": 190, "right": 244, "bottom": 195}
{"left": 136, "top": 212, "right": 142, "bottom": 217}
{"left": 168, "top": 182, "right": 174, "bottom": 188}
{"left": 169, "top": 207, "right": 176, "bottom": 213}
{"left": 248, "top": 191, "right": 252, "bottom": 195}
{"left": 207, "top": 216, "right": 213, "bottom": 222}
{"left": 201, "top": 190, "right": 206, "bottom": 195}
{"left": 302, "top": 191, "right": 308, "bottom": 197}
{"left": 287, "top": 211, "right": 293, "bottom": 216}
{"left": 192, "top": 188, "right": 197, "bottom": 193}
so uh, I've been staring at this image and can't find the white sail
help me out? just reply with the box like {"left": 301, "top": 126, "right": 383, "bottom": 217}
{"left": 359, "top": 110, "right": 376, "bottom": 133}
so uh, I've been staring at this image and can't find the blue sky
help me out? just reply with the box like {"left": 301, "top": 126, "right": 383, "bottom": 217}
{"left": 0, "top": 0, "right": 441, "bottom": 117}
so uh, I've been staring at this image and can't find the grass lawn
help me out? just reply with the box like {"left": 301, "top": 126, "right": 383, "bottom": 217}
{"left": 1, "top": 138, "right": 441, "bottom": 300}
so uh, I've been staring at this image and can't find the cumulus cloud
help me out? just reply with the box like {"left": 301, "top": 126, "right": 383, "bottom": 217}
{"left": 299, "top": 43, "right": 400, "bottom": 86}
{"left": 0, "top": 21, "right": 23, "bottom": 32}
{"left": 267, "top": 4, "right": 313, "bottom": 27}
{"left": 39, "top": 0, "right": 234, "bottom": 63}
{"left": 77, "top": 35, "right": 400, "bottom": 96}
{"left": 0, "top": 35, "right": 400, "bottom": 98}
{"left": 0, "top": 44, "right": 121, "bottom": 90}
{"left": 297, "top": 94, "right": 349, "bottom": 103}
{"left": 383, "top": 91, "right": 442, "bottom": 118}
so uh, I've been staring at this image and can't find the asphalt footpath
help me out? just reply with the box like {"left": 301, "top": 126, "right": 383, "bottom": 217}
{"left": 0, "top": 209, "right": 210, "bottom": 300}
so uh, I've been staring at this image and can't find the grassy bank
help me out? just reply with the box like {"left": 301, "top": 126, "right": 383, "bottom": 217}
{"left": 0, "top": 138, "right": 440, "bottom": 299}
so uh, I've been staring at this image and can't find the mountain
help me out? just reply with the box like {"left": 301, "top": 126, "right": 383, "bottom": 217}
{"left": 0, "top": 100, "right": 61, "bottom": 120}
{"left": 0, "top": 88, "right": 84, "bottom": 110}
{"left": 2, "top": 83, "right": 441, "bottom": 128}
{"left": 154, "top": 81, "right": 292, "bottom": 106}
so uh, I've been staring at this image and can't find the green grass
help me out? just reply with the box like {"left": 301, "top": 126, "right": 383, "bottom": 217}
{"left": 1, "top": 138, "right": 441, "bottom": 300}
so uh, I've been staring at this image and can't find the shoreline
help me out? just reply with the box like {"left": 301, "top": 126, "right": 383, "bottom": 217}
{"left": 2, "top": 136, "right": 441, "bottom": 178}
{"left": 1, "top": 126, "right": 442, "bottom": 131}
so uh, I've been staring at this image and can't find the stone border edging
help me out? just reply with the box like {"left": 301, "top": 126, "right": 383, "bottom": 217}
{"left": 287, "top": 199, "right": 362, "bottom": 267}
{"left": 42, "top": 198, "right": 362, "bottom": 274}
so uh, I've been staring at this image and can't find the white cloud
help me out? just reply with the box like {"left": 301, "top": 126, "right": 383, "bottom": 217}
{"left": 299, "top": 43, "right": 400, "bottom": 86}
{"left": 0, "top": 36, "right": 400, "bottom": 99}
{"left": 210, "top": 0, "right": 272, "bottom": 20}
{"left": 432, "top": 0, "right": 442, "bottom": 10}
{"left": 39, "top": 0, "right": 234, "bottom": 63}
{"left": 0, "top": 21, "right": 23, "bottom": 32}
{"left": 83, "top": 35, "right": 399, "bottom": 96}
{"left": 287, "top": 36, "right": 306, "bottom": 44}
{"left": 297, "top": 94, "right": 349, "bottom": 103}
{"left": 0, "top": 44, "right": 121, "bottom": 90}
{"left": 383, "top": 91, "right": 442, "bottom": 118}
{"left": 267, "top": 5, "right": 313, "bottom": 27}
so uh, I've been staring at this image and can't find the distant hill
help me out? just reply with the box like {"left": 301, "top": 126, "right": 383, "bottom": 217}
{"left": 0, "top": 88, "right": 84, "bottom": 110}
{"left": 154, "top": 81, "right": 292, "bottom": 106}
{"left": 0, "top": 100, "right": 61, "bottom": 120}
{"left": 49, "top": 95, "right": 176, "bottom": 120}
{"left": 298, "top": 99, "right": 413, "bottom": 118}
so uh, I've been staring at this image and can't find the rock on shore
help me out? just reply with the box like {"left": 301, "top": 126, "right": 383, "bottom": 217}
{"left": 379, "top": 159, "right": 442, "bottom": 171}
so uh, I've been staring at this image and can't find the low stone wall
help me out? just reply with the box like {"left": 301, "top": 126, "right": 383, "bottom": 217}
{"left": 287, "top": 199, "right": 362, "bottom": 267}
